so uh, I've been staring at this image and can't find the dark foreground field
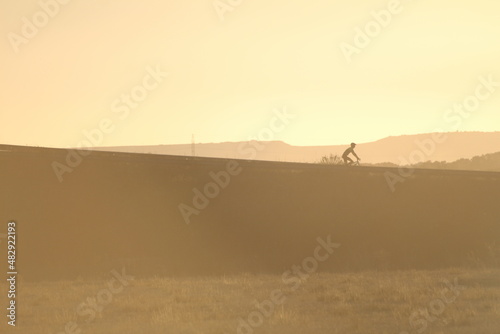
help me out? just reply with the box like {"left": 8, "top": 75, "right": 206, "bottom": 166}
{"left": 0, "top": 144, "right": 499, "bottom": 279}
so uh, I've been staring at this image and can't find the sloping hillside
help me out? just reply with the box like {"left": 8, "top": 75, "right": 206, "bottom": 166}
{"left": 1, "top": 144, "right": 499, "bottom": 281}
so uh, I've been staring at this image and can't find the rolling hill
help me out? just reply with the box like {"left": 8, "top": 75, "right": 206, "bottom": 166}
{"left": 1, "top": 144, "right": 499, "bottom": 281}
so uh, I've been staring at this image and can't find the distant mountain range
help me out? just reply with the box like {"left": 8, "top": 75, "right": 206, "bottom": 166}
{"left": 92, "top": 131, "right": 500, "bottom": 165}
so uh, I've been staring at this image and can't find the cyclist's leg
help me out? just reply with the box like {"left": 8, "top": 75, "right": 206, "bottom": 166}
{"left": 344, "top": 157, "right": 353, "bottom": 165}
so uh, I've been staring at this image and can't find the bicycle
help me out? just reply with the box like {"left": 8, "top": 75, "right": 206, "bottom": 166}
{"left": 343, "top": 159, "right": 361, "bottom": 166}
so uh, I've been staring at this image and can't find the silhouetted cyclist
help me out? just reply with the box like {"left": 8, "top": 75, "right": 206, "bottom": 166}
{"left": 342, "top": 143, "right": 360, "bottom": 165}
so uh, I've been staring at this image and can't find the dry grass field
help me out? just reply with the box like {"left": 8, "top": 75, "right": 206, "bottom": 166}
{"left": 2, "top": 267, "right": 499, "bottom": 334}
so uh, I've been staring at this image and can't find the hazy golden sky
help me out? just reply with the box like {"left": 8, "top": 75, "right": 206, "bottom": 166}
{"left": 1, "top": 0, "right": 499, "bottom": 147}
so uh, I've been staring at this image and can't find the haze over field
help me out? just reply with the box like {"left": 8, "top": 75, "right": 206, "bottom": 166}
{"left": 1, "top": 145, "right": 500, "bottom": 333}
